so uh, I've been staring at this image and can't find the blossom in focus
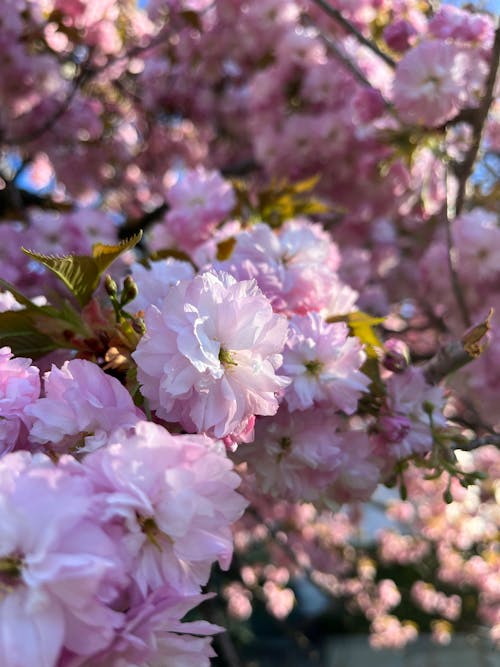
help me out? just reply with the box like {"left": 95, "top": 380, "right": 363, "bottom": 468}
{"left": 85, "top": 420, "right": 247, "bottom": 595}
{"left": 26, "top": 359, "right": 144, "bottom": 453}
{"left": 0, "top": 451, "right": 125, "bottom": 667}
{"left": 281, "top": 312, "right": 369, "bottom": 414}
{"left": 213, "top": 219, "right": 342, "bottom": 315}
{"left": 133, "top": 270, "right": 289, "bottom": 439}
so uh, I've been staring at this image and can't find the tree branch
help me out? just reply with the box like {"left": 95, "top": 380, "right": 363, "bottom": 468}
{"left": 441, "top": 198, "right": 472, "bottom": 328}
{"left": 453, "top": 25, "right": 500, "bottom": 216}
{"left": 456, "top": 434, "right": 500, "bottom": 451}
{"left": 303, "top": 15, "right": 392, "bottom": 107}
{"left": 309, "top": 0, "right": 396, "bottom": 68}
{"left": 422, "top": 340, "right": 475, "bottom": 385}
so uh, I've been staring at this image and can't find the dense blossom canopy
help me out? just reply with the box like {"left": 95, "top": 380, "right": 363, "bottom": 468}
{"left": 0, "top": 0, "right": 498, "bottom": 664}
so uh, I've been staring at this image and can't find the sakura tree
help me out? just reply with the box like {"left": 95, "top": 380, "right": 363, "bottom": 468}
{"left": 0, "top": 0, "right": 499, "bottom": 665}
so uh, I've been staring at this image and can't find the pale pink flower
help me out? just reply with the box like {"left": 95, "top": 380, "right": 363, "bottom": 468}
{"left": 281, "top": 312, "right": 369, "bottom": 414}
{"left": 0, "top": 348, "right": 40, "bottom": 455}
{"left": 126, "top": 257, "right": 195, "bottom": 313}
{"left": 84, "top": 585, "right": 220, "bottom": 667}
{"left": 393, "top": 40, "right": 481, "bottom": 127}
{"left": 161, "top": 167, "right": 236, "bottom": 252}
{"left": 0, "top": 451, "right": 125, "bottom": 667}
{"left": 453, "top": 208, "right": 500, "bottom": 282}
{"left": 242, "top": 408, "right": 379, "bottom": 505}
{"left": 214, "top": 219, "right": 341, "bottom": 315}
{"left": 85, "top": 420, "right": 247, "bottom": 596}
{"left": 429, "top": 5, "right": 494, "bottom": 47}
{"left": 133, "top": 270, "right": 289, "bottom": 439}
{"left": 26, "top": 359, "right": 144, "bottom": 453}
{"left": 242, "top": 408, "right": 346, "bottom": 503}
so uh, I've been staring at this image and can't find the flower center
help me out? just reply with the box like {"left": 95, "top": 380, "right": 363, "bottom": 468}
{"left": 137, "top": 515, "right": 163, "bottom": 551}
{"left": 219, "top": 347, "right": 238, "bottom": 367}
{"left": 0, "top": 555, "right": 23, "bottom": 586}
{"left": 304, "top": 359, "right": 323, "bottom": 375}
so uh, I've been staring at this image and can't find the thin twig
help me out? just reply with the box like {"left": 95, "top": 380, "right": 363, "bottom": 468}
{"left": 456, "top": 434, "right": 500, "bottom": 451}
{"left": 453, "top": 25, "right": 500, "bottom": 216}
{"left": 303, "top": 16, "right": 392, "bottom": 108}
{"left": 309, "top": 0, "right": 396, "bottom": 68}
{"left": 441, "top": 198, "right": 472, "bottom": 328}
{"left": 206, "top": 599, "right": 244, "bottom": 667}
{"left": 3, "top": 66, "right": 91, "bottom": 146}
{"left": 3, "top": 29, "right": 174, "bottom": 146}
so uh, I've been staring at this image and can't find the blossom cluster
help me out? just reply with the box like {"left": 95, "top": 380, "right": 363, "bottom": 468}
{"left": 0, "top": 355, "right": 247, "bottom": 666}
{"left": 0, "top": 0, "right": 498, "bottom": 661}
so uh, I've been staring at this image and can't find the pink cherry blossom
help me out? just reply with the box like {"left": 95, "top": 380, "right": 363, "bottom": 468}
{"left": 392, "top": 40, "right": 484, "bottom": 127}
{"left": 84, "top": 420, "right": 247, "bottom": 596}
{"left": 0, "top": 451, "right": 126, "bottom": 667}
{"left": 0, "top": 348, "right": 40, "bottom": 455}
{"left": 281, "top": 312, "right": 369, "bottom": 414}
{"left": 133, "top": 270, "right": 289, "bottom": 438}
{"left": 26, "top": 359, "right": 144, "bottom": 454}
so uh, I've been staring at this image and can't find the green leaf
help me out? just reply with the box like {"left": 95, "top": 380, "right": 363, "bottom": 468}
{"left": 22, "top": 251, "right": 100, "bottom": 307}
{"left": 92, "top": 232, "right": 143, "bottom": 274}
{"left": 0, "top": 310, "right": 58, "bottom": 358}
{"left": 22, "top": 232, "right": 143, "bottom": 307}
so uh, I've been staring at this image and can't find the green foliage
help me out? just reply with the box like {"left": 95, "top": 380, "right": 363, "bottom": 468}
{"left": 231, "top": 175, "right": 330, "bottom": 228}
{"left": 0, "top": 310, "right": 59, "bottom": 358}
{"left": 23, "top": 232, "right": 142, "bottom": 306}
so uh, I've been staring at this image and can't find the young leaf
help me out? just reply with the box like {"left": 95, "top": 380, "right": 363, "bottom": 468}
{"left": 21, "top": 251, "right": 100, "bottom": 307}
{"left": 22, "top": 232, "right": 143, "bottom": 307}
{"left": 0, "top": 310, "right": 58, "bottom": 358}
{"left": 92, "top": 231, "right": 143, "bottom": 274}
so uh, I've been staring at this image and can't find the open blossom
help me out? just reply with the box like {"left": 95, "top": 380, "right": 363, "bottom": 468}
{"left": 84, "top": 421, "right": 247, "bottom": 596}
{"left": 0, "top": 347, "right": 40, "bottom": 455}
{"left": 26, "top": 359, "right": 144, "bottom": 454}
{"left": 125, "top": 257, "right": 195, "bottom": 313}
{"left": 88, "top": 585, "right": 220, "bottom": 667}
{"left": 281, "top": 312, "right": 369, "bottom": 414}
{"left": 133, "top": 270, "right": 289, "bottom": 439}
{"left": 151, "top": 167, "right": 236, "bottom": 253}
{"left": 213, "top": 219, "right": 341, "bottom": 315}
{"left": 428, "top": 5, "right": 494, "bottom": 47}
{"left": 392, "top": 40, "right": 485, "bottom": 127}
{"left": 241, "top": 408, "right": 379, "bottom": 505}
{"left": 0, "top": 451, "right": 125, "bottom": 667}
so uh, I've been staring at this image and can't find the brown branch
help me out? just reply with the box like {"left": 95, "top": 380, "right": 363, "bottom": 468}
{"left": 309, "top": 0, "right": 396, "bottom": 68}
{"left": 422, "top": 340, "right": 474, "bottom": 385}
{"left": 453, "top": 25, "right": 500, "bottom": 216}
